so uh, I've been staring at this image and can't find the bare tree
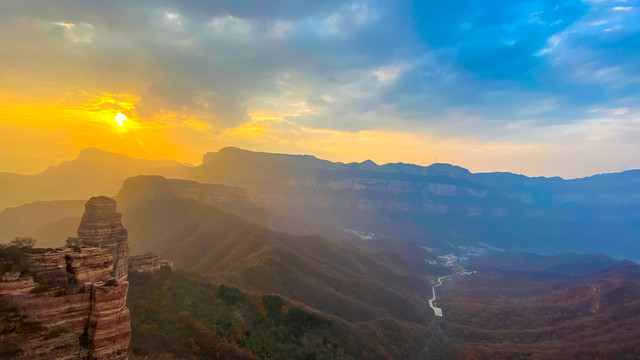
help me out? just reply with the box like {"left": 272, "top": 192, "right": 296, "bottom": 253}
{"left": 10, "top": 236, "right": 37, "bottom": 249}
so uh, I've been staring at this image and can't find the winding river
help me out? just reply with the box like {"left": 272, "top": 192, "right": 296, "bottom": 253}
{"left": 428, "top": 275, "right": 453, "bottom": 317}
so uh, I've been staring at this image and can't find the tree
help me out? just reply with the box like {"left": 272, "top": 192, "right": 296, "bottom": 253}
{"left": 10, "top": 237, "right": 36, "bottom": 249}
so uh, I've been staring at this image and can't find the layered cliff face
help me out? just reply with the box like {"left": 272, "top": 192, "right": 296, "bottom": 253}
{"left": 117, "top": 175, "right": 248, "bottom": 209}
{"left": 88, "top": 281, "right": 130, "bottom": 359}
{"left": 196, "top": 147, "right": 640, "bottom": 221}
{"left": 191, "top": 147, "right": 640, "bottom": 258}
{"left": 70, "top": 196, "right": 129, "bottom": 279}
{"left": 0, "top": 250, "right": 131, "bottom": 359}
{"left": 128, "top": 252, "right": 174, "bottom": 273}
{"left": 195, "top": 148, "right": 521, "bottom": 219}
{"left": 0, "top": 197, "right": 131, "bottom": 360}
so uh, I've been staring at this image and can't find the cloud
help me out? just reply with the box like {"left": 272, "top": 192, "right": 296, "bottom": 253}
{"left": 0, "top": 0, "right": 639, "bottom": 176}
{"left": 53, "top": 21, "right": 95, "bottom": 43}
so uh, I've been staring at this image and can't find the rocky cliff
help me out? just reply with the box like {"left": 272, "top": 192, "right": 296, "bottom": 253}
{"left": 197, "top": 147, "right": 640, "bottom": 219}
{"left": 117, "top": 175, "right": 248, "bottom": 209}
{"left": 191, "top": 147, "right": 640, "bottom": 258}
{"left": 195, "top": 148, "right": 524, "bottom": 219}
{"left": 128, "top": 252, "right": 174, "bottom": 273}
{"left": 69, "top": 196, "right": 129, "bottom": 279}
{"left": 0, "top": 197, "right": 131, "bottom": 359}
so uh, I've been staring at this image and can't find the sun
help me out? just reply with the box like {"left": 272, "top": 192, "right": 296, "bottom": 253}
{"left": 115, "top": 113, "right": 127, "bottom": 127}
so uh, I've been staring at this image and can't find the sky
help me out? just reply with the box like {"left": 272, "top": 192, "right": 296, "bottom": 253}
{"left": 0, "top": 0, "right": 639, "bottom": 178}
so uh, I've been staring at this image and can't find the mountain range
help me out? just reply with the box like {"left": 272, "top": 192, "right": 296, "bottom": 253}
{"left": 2, "top": 147, "right": 640, "bottom": 359}
{"left": 1, "top": 147, "right": 639, "bottom": 259}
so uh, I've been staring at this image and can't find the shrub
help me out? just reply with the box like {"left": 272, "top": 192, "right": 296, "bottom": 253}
{"left": 217, "top": 285, "right": 247, "bottom": 306}
{"left": 10, "top": 237, "right": 36, "bottom": 249}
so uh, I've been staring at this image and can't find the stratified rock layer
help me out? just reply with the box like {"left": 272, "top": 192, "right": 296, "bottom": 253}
{"left": 1, "top": 196, "right": 131, "bottom": 360}
{"left": 71, "top": 196, "right": 129, "bottom": 279}
{"left": 128, "top": 252, "right": 174, "bottom": 273}
{"left": 89, "top": 281, "right": 130, "bottom": 359}
{"left": 117, "top": 175, "right": 249, "bottom": 209}
{"left": 1, "top": 249, "right": 130, "bottom": 359}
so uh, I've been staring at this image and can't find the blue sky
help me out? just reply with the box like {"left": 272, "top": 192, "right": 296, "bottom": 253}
{"left": 0, "top": 0, "right": 639, "bottom": 177}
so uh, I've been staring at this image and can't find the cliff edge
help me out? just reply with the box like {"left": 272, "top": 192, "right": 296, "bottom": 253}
{"left": 0, "top": 197, "right": 132, "bottom": 359}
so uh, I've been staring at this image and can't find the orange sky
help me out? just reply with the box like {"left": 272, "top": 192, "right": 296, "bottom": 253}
{"left": 1, "top": 2, "right": 637, "bottom": 178}
{"left": 0, "top": 88, "right": 630, "bottom": 178}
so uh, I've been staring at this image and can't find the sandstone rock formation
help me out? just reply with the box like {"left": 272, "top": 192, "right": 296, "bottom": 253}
{"left": 68, "top": 196, "right": 129, "bottom": 279}
{"left": 1, "top": 197, "right": 132, "bottom": 360}
{"left": 88, "top": 281, "right": 131, "bottom": 359}
{"left": 128, "top": 252, "right": 174, "bottom": 273}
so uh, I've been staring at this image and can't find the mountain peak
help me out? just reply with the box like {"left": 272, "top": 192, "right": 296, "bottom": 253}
{"left": 78, "top": 147, "right": 126, "bottom": 159}
{"left": 360, "top": 159, "right": 378, "bottom": 168}
{"left": 202, "top": 147, "right": 329, "bottom": 169}
{"left": 217, "top": 146, "right": 250, "bottom": 154}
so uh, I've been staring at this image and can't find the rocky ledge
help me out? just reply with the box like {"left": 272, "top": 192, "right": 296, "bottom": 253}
{"left": 1, "top": 196, "right": 132, "bottom": 360}
{"left": 128, "top": 252, "right": 174, "bottom": 273}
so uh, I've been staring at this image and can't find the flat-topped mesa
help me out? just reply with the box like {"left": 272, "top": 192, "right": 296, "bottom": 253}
{"left": 69, "top": 196, "right": 129, "bottom": 279}
{"left": 116, "top": 175, "right": 249, "bottom": 209}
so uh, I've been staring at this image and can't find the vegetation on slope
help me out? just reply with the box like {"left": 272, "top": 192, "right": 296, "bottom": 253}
{"left": 123, "top": 197, "right": 432, "bottom": 324}
{"left": 128, "top": 268, "right": 353, "bottom": 360}
{"left": 436, "top": 254, "right": 640, "bottom": 359}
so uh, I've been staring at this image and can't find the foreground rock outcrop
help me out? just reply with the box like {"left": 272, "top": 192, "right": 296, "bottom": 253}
{"left": 0, "top": 197, "right": 131, "bottom": 359}
{"left": 68, "top": 196, "right": 130, "bottom": 279}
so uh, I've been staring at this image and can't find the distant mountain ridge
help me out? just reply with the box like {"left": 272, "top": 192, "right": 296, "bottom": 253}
{"left": 203, "top": 146, "right": 474, "bottom": 178}
{"left": 194, "top": 147, "right": 640, "bottom": 259}
{"left": 0, "top": 148, "right": 192, "bottom": 209}
{"left": 204, "top": 146, "right": 640, "bottom": 185}
{"left": 2, "top": 147, "right": 640, "bottom": 259}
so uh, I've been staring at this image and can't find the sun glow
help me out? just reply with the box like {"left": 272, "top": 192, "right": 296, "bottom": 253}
{"left": 115, "top": 113, "right": 127, "bottom": 127}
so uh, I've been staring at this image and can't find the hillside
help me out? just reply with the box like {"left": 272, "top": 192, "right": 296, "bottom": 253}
{"left": 0, "top": 200, "right": 85, "bottom": 246}
{"left": 122, "top": 197, "right": 436, "bottom": 358}
{"left": 117, "top": 175, "right": 345, "bottom": 240}
{"left": 127, "top": 269, "right": 445, "bottom": 360}
{"left": 0, "top": 175, "right": 339, "bottom": 248}
{"left": 123, "top": 198, "right": 431, "bottom": 319}
{"left": 127, "top": 269, "right": 353, "bottom": 359}
{"left": 435, "top": 253, "right": 640, "bottom": 359}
